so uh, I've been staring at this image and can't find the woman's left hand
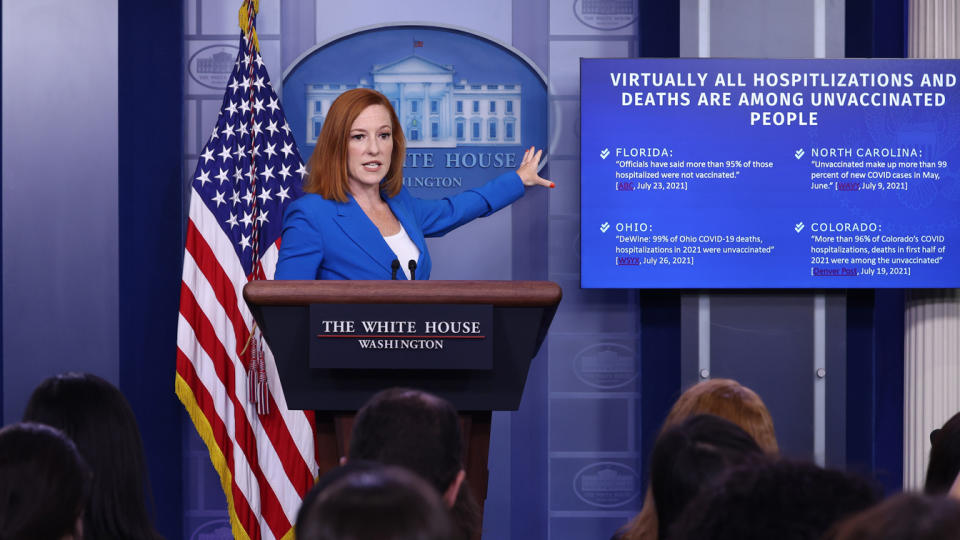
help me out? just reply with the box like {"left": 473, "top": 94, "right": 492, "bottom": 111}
{"left": 516, "top": 147, "right": 554, "bottom": 188}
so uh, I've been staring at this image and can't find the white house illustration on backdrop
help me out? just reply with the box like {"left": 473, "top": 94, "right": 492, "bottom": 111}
{"left": 305, "top": 54, "right": 522, "bottom": 148}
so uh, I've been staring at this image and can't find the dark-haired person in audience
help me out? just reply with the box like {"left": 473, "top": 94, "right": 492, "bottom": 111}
{"left": 296, "top": 463, "right": 456, "bottom": 540}
{"left": 23, "top": 372, "right": 164, "bottom": 540}
{"left": 650, "top": 414, "right": 765, "bottom": 540}
{"left": 347, "top": 387, "right": 477, "bottom": 540}
{"left": 295, "top": 459, "right": 383, "bottom": 532}
{"left": 618, "top": 378, "right": 779, "bottom": 540}
{"left": 0, "top": 422, "right": 91, "bottom": 540}
{"left": 824, "top": 493, "right": 960, "bottom": 540}
{"left": 668, "top": 459, "right": 879, "bottom": 540}
{"left": 926, "top": 411, "right": 960, "bottom": 495}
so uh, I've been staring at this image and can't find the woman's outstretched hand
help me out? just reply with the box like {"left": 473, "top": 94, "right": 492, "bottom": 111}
{"left": 516, "top": 147, "right": 554, "bottom": 188}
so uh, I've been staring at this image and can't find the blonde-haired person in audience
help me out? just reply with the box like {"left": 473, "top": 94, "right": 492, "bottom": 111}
{"left": 616, "top": 378, "right": 779, "bottom": 540}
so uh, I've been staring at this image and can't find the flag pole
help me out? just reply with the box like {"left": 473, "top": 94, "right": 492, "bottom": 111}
{"left": 239, "top": 0, "right": 269, "bottom": 415}
{"left": 241, "top": 0, "right": 261, "bottom": 277}
{"left": 239, "top": 0, "right": 259, "bottom": 53}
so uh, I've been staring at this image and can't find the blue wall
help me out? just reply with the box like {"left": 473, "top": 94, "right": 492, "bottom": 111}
{"left": 118, "top": 1, "right": 185, "bottom": 536}
{"left": 843, "top": 0, "right": 908, "bottom": 494}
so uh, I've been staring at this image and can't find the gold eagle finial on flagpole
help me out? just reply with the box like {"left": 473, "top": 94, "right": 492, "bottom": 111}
{"left": 238, "top": 0, "right": 260, "bottom": 52}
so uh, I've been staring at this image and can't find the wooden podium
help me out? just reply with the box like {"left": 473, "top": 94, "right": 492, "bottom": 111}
{"left": 243, "top": 280, "right": 561, "bottom": 520}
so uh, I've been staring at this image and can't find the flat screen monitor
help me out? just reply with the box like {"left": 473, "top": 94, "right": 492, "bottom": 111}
{"left": 580, "top": 58, "right": 960, "bottom": 288}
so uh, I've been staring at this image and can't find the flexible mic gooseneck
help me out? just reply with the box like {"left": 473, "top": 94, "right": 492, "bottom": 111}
{"left": 408, "top": 259, "right": 417, "bottom": 281}
{"left": 390, "top": 259, "right": 400, "bottom": 280}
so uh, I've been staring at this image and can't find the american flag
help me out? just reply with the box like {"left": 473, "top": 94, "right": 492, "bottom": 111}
{"left": 175, "top": 10, "right": 317, "bottom": 539}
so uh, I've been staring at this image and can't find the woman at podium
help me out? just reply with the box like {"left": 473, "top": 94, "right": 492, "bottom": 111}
{"left": 275, "top": 88, "right": 552, "bottom": 281}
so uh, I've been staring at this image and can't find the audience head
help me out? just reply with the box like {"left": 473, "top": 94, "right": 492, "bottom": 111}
{"left": 23, "top": 372, "right": 161, "bottom": 540}
{"left": 669, "top": 459, "right": 880, "bottom": 540}
{"left": 295, "top": 463, "right": 456, "bottom": 540}
{"left": 650, "top": 414, "right": 765, "bottom": 540}
{"left": 926, "top": 411, "right": 960, "bottom": 495}
{"left": 0, "top": 422, "right": 91, "bottom": 540}
{"left": 621, "top": 378, "right": 778, "bottom": 540}
{"left": 296, "top": 459, "right": 383, "bottom": 531}
{"left": 349, "top": 387, "right": 465, "bottom": 504}
{"left": 662, "top": 378, "right": 778, "bottom": 453}
{"left": 825, "top": 493, "right": 960, "bottom": 540}
{"left": 348, "top": 387, "right": 475, "bottom": 540}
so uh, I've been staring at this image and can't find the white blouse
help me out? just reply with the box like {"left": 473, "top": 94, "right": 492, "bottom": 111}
{"left": 383, "top": 224, "right": 421, "bottom": 280}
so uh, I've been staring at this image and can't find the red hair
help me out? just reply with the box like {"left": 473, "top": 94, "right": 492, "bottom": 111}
{"left": 304, "top": 88, "right": 406, "bottom": 202}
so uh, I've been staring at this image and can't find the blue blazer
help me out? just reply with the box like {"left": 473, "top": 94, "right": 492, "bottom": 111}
{"left": 275, "top": 172, "right": 524, "bottom": 280}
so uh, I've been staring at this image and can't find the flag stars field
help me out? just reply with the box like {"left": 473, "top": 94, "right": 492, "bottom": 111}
{"left": 187, "top": 33, "right": 307, "bottom": 265}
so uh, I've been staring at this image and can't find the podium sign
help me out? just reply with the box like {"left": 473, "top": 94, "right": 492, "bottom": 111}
{"left": 309, "top": 303, "right": 493, "bottom": 370}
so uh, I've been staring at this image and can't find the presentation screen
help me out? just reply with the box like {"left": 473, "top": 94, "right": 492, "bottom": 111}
{"left": 580, "top": 58, "right": 960, "bottom": 288}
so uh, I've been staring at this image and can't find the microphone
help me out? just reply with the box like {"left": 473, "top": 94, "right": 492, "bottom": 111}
{"left": 408, "top": 259, "right": 417, "bottom": 281}
{"left": 391, "top": 259, "right": 400, "bottom": 280}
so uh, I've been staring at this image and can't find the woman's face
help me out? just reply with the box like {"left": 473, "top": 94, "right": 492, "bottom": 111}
{"left": 346, "top": 104, "right": 393, "bottom": 193}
